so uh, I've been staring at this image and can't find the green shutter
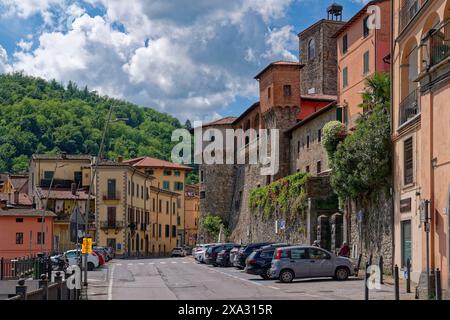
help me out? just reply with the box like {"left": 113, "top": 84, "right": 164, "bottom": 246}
{"left": 336, "top": 107, "right": 343, "bottom": 122}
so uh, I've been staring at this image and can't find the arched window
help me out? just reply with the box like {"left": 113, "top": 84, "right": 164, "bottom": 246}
{"left": 308, "top": 38, "right": 316, "bottom": 60}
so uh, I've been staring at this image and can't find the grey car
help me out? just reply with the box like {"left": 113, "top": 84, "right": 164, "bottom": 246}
{"left": 269, "top": 245, "right": 354, "bottom": 283}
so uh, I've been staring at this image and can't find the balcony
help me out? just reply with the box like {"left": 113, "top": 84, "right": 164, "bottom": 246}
{"left": 102, "top": 192, "right": 121, "bottom": 201}
{"left": 40, "top": 179, "right": 78, "bottom": 188}
{"left": 399, "top": 0, "right": 419, "bottom": 33}
{"left": 399, "top": 89, "right": 421, "bottom": 127}
{"left": 429, "top": 21, "right": 450, "bottom": 68}
{"left": 99, "top": 221, "right": 125, "bottom": 229}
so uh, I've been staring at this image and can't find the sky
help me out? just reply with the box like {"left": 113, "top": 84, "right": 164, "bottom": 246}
{"left": 0, "top": 0, "right": 369, "bottom": 122}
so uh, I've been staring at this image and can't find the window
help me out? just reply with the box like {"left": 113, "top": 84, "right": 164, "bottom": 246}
{"left": 268, "top": 87, "right": 271, "bottom": 99}
{"left": 177, "top": 216, "right": 181, "bottom": 226}
{"left": 317, "top": 161, "right": 322, "bottom": 174}
{"left": 343, "top": 67, "right": 348, "bottom": 88}
{"left": 128, "top": 181, "right": 131, "bottom": 195}
{"left": 37, "top": 218, "right": 44, "bottom": 223}
{"left": 200, "top": 170, "right": 204, "bottom": 182}
{"left": 152, "top": 198, "right": 156, "bottom": 212}
{"left": 44, "top": 171, "right": 54, "bottom": 180}
{"left": 283, "top": 85, "right": 292, "bottom": 97}
{"left": 163, "top": 181, "right": 170, "bottom": 190}
{"left": 159, "top": 199, "right": 162, "bottom": 213}
{"left": 74, "top": 171, "right": 82, "bottom": 184}
{"left": 131, "top": 182, "right": 135, "bottom": 196}
{"left": 163, "top": 170, "right": 172, "bottom": 176}
{"left": 165, "top": 225, "right": 170, "bottom": 238}
{"left": 401, "top": 220, "right": 412, "bottom": 267}
{"left": 291, "top": 248, "right": 307, "bottom": 259}
{"left": 343, "top": 34, "right": 348, "bottom": 54}
{"left": 174, "top": 171, "right": 180, "bottom": 176}
{"left": 363, "top": 51, "right": 370, "bottom": 74}
{"left": 37, "top": 232, "right": 45, "bottom": 244}
{"left": 152, "top": 224, "right": 156, "bottom": 238}
{"left": 318, "top": 129, "right": 322, "bottom": 143}
{"left": 309, "top": 248, "right": 330, "bottom": 259}
{"left": 136, "top": 184, "right": 139, "bottom": 198}
{"left": 107, "top": 207, "right": 116, "bottom": 226}
{"left": 16, "top": 218, "right": 23, "bottom": 223}
{"left": 308, "top": 38, "right": 316, "bottom": 59}
{"left": 306, "top": 135, "right": 310, "bottom": 149}
{"left": 306, "top": 166, "right": 310, "bottom": 173}
{"left": 172, "top": 226, "right": 176, "bottom": 237}
{"left": 174, "top": 182, "right": 184, "bottom": 191}
{"left": 166, "top": 201, "right": 169, "bottom": 214}
{"left": 145, "top": 169, "right": 154, "bottom": 176}
{"left": 146, "top": 187, "right": 149, "bottom": 200}
{"left": 16, "top": 233, "right": 23, "bottom": 245}
{"left": 363, "top": 16, "right": 370, "bottom": 38}
{"left": 200, "top": 191, "right": 205, "bottom": 199}
{"left": 404, "top": 138, "right": 413, "bottom": 185}
{"left": 158, "top": 224, "right": 162, "bottom": 237}
{"left": 141, "top": 186, "right": 144, "bottom": 199}
{"left": 107, "top": 179, "right": 116, "bottom": 199}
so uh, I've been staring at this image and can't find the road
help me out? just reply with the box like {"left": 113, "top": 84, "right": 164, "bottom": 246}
{"left": 87, "top": 257, "right": 411, "bottom": 300}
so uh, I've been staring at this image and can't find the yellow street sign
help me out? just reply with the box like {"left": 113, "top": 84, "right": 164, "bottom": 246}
{"left": 82, "top": 237, "right": 92, "bottom": 254}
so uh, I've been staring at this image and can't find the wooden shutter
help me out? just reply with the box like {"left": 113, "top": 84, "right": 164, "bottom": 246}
{"left": 404, "top": 138, "right": 413, "bottom": 185}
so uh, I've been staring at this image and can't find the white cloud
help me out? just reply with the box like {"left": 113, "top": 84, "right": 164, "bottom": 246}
{"left": 0, "top": 45, "right": 11, "bottom": 73}
{"left": 6, "top": 0, "right": 298, "bottom": 121}
{"left": 17, "top": 40, "right": 33, "bottom": 51}
{"left": 0, "top": 0, "right": 63, "bottom": 21}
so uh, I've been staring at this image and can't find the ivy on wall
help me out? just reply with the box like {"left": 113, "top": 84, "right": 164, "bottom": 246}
{"left": 249, "top": 172, "right": 310, "bottom": 220}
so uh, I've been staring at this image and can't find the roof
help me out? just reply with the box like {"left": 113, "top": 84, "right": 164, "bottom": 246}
{"left": 0, "top": 208, "right": 56, "bottom": 217}
{"left": 124, "top": 156, "right": 192, "bottom": 171}
{"left": 301, "top": 94, "right": 338, "bottom": 102}
{"left": 9, "top": 175, "right": 28, "bottom": 192}
{"left": 149, "top": 186, "right": 180, "bottom": 197}
{"left": 0, "top": 192, "right": 33, "bottom": 206}
{"left": 36, "top": 188, "right": 94, "bottom": 200}
{"left": 332, "top": 0, "right": 388, "bottom": 38}
{"left": 232, "top": 102, "right": 260, "bottom": 124}
{"left": 285, "top": 102, "right": 337, "bottom": 134}
{"left": 254, "top": 61, "right": 303, "bottom": 80}
{"left": 298, "top": 19, "right": 346, "bottom": 38}
{"left": 202, "top": 116, "right": 238, "bottom": 127}
{"left": 32, "top": 154, "right": 93, "bottom": 161}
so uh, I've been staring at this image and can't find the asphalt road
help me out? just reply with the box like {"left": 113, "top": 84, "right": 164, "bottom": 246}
{"left": 87, "top": 257, "right": 410, "bottom": 300}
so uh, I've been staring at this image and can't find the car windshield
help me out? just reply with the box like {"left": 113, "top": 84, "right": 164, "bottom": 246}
{"left": 260, "top": 249, "right": 275, "bottom": 258}
{"left": 247, "top": 251, "right": 258, "bottom": 260}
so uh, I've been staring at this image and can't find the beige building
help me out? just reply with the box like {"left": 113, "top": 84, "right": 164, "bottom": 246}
{"left": 95, "top": 161, "right": 180, "bottom": 257}
{"left": 392, "top": 0, "right": 450, "bottom": 296}
{"left": 123, "top": 157, "right": 192, "bottom": 247}
{"left": 28, "top": 154, "right": 94, "bottom": 252}
{"left": 185, "top": 184, "right": 199, "bottom": 246}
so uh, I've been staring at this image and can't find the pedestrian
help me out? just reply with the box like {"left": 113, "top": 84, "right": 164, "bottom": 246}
{"left": 312, "top": 240, "right": 321, "bottom": 247}
{"left": 338, "top": 241, "right": 350, "bottom": 257}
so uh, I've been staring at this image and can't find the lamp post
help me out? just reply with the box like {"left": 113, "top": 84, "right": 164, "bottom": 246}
{"left": 82, "top": 105, "right": 128, "bottom": 298}
{"left": 39, "top": 163, "right": 69, "bottom": 254}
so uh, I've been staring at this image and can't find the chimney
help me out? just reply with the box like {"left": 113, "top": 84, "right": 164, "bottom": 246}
{"left": 14, "top": 191, "right": 19, "bottom": 205}
{"left": 118, "top": 156, "right": 123, "bottom": 163}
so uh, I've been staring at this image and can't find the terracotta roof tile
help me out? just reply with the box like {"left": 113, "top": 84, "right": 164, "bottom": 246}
{"left": 124, "top": 157, "right": 192, "bottom": 170}
{"left": 0, "top": 192, "right": 33, "bottom": 206}
{"left": 0, "top": 208, "right": 56, "bottom": 217}
{"left": 37, "top": 188, "right": 94, "bottom": 200}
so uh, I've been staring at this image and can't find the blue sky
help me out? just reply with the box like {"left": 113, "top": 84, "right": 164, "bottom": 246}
{"left": 0, "top": 0, "right": 368, "bottom": 121}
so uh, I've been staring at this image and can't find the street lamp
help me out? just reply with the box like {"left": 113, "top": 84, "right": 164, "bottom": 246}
{"left": 40, "top": 163, "right": 69, "bottom": 254}
{"left": 81, "top": 105, "right": 128, "bottom": 298}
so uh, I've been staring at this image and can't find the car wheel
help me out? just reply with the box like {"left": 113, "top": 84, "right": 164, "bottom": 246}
{"left": 87, "top": 262, "right": 95, "bottom": 271}
{"left": 335, "top": 267, "right": 349, "bottom": 281}
{"left": 279, "top": 270, "right": 294, "bottom": 283}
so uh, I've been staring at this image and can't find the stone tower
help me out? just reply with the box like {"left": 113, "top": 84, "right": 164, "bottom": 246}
{"left": 298, "top": 13, "right": 346, "bottom": 96}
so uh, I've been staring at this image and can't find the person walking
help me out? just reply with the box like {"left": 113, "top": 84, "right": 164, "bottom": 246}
{"left": 338, "top": 241, "right": 350, "bottom": 257}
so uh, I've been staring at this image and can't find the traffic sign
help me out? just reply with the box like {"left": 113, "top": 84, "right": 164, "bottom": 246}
{"left": 82, "top": 237, "right": 92, "bottom": 254}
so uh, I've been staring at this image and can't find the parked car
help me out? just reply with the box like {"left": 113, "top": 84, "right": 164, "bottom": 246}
{"left": 194, "top": 244, "right": 214, "bottom": 263}
{"left": 204, "top": 244, "right": 236, "bottom": 266}
{"left": 234, "top": 242, "right": 273, "bottom": 269}
{"left": 94, "top": 246, "right": 113, "bottom": 261}
{"left": 229, "top": 246, "right": 241, "bottom": 266}
{"left": 269, "top": 246, "right": 355, "bottom": 283}
{"left": 92, "top": 249, "right": 105, "bottom": 266}
{"left": 245, "top": 243, "right": 291, "bottom": 279}
{"left": 182, "top": 246, "right": 193, "bottom": 256}
{"left": 216, "top": 246, "right": 237, "bottom": 267}
{"left": 64, "top": 249, "right": 99, "bottom": 271}
{"left": 171, "top": 247, "right": 185, "bottom": 257}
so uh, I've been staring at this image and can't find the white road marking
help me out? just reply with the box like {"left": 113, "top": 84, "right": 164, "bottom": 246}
{"left": 107, "top": 265, "right": 115, "bottom": 301}
{"left": 116, "top": 263, "right": 122, "bottom": 266}
{"left": 268, "top": 286, "right": 280, "bottom": 290}
{"left": 127, "top": 263, "right": 133, "bottom": 266}
{"left": 182, "top": 262, "right": 188, "bottom": 264}
{"left": 160, "top": 262, "right": 166, "bottom": 264}
{"left": 148, "top": 263, "right": 154, "bottom": 265}
{"left": 171, "top": 261, "right": 177, "bottom": 264}
{"left": 138, "top": 263, "right": 144, "bottom": 265}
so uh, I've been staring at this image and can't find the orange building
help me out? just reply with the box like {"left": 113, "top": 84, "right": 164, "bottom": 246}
{"left": 334, "top": 0, "right": 391, "bottom": 128}
{"left": 0, "top": 200, "right": 55, "bottom": 259}
{"left": 392, "top": 0, "right": 450, "bottom": 297}
{"left": 185, "top": 184, "right": 199, "bottom": 246}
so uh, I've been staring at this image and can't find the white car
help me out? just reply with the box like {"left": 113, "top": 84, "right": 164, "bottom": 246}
{"left": 64, "top": 250, "right": 99, "bottom": 271}
{"left": 194, "top": 244, "right": 215, "bottom": 263}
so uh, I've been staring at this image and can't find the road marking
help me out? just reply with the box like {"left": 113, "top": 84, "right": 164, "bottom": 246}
{"left": 107, "top": 265, "right": 115, "bottom": 301}
{"left": 127, "top": 263, "right": 133, "bottom": 266}
{"left": 148, "top": 263, "right": 154, "bottom": 265}
{"left": 268, "top": 286, "right": 280, "bottom": 290}
{"left": 171, "top": 262, "right": 177, "bottom": 264}
{"left": 160, "top": 262, "right": 166, "bottom": 264}
{"left": 182, "top": 262, "right": 188, "bottom": 264}
{"left": 116, "top": 263, "right": 122, "bottom": 266}
{"left": 138, "top": 263, "right": 144, "bottom": 265}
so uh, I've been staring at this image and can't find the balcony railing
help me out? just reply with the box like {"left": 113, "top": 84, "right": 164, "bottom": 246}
{"left": 99, "top": 221, "right": 125, "bottom": 229}
{"left": 430, "top": 20, "right": 450, "bottom": 67}
{"left": 102, "top": 192, "right": 121, "bottom": 201}
{"left": 40, "top": 179, "right": 78, "bottom": 189}
{"left": 399, "top": 88, "right": 421, "bottom": 126}
{"left": 399, "top": 0, "right": 419, "bottom": 33}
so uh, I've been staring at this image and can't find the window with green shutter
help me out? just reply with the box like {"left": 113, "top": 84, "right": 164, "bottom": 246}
{"left": 163, "top": 181, "right": 170, "bottom": 190}
{"left": 363, "top": 51, "right": 370, "bottom": 74}
{"left": 343, "top": 67, "right": 348, "bottom": 88}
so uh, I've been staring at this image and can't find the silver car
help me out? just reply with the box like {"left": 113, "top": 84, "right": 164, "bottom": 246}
{"left": 270, "top": 245, "right": 354, "bottom": 283}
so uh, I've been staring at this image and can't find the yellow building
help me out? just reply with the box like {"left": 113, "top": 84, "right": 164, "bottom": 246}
{"left": 185, "top": 184, "right": 200, "bottom": 246}
{"left": 28, "top": 154, "right": 94, "bottom": 252}
{"left": 95, "top": 160, "right": 180, "bottom": 257}
{"left": 123, "top": 157, "right": 192, "bottom": 247}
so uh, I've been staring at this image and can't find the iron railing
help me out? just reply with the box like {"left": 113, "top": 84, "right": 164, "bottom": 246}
{"left": 399, "top": 0, "right": 419, "bottom": 33}
{"left": 102, "top": 191, "right": 121, "bottom": 200}
{"left": 0, "top": 256, "right": 37, "bottom": 280}
{"left": 99, "top": 220, "right": 125, "bottom": 229}
{"left": 399, "top": 88, "right": 421, "bottom": 126}
{"left": 430, "top": 20, "right": 450, "bottom": 67}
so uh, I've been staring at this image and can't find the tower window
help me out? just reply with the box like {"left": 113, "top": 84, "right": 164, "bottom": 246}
{"left": 343, "top": 67, "right": 348, "bottom": 88}
{"left": 308, "top": 38, "right": 316, "bottom": 60}
{"left": 343, "top": 34, "right": 348, "bottom": 54}
{"left": 268, "top": 87, "right": 271, "bottom": 99}
{"left": 363, "top": 16, "right": 370, "bottom": 38}
{"left": 283, "top": 85, "right": 292, "bottom": 97}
